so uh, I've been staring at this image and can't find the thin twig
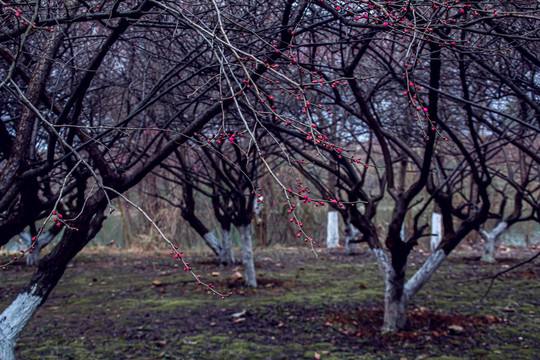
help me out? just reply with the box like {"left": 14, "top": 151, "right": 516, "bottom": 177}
{"left": 482, "top": 249, "right": 540, "bottom": 299}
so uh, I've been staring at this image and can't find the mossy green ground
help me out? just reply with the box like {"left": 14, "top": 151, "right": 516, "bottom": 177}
{"left": 1, "top": 246, "right": 539, "bottom": 359}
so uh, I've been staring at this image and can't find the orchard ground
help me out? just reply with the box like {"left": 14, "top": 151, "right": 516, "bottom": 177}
{"left": 1, "top": 243, "right": 539, "bottom": 360}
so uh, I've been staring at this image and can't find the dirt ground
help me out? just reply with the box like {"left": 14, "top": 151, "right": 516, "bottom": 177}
{"left": 1, "top": 243, "right": 539, "bottom": 359}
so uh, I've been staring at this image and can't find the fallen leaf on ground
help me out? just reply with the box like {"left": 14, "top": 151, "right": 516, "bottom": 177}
{"left": 231, "top": 271, "right": 243, "bottom": 281}
{"left": 448, "top": 324, "right": 464, "bottom": 333}
{"left": 231, "top": 309, "right": 247, "bottom": 318}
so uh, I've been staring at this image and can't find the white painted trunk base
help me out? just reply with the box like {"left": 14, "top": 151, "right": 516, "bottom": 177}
{"left": 239, "top": 224, "right": 257, "bottom": 288}
{"left": 203, "top": 232, "right": 221, "bottom": 257}
{"left": 371, "top": 249, "right": 406, "bottom": 331}
{"left": 430, "top": 212, "right": 442, "bottom": 251}
{"left": 372, "top": 248, "right": 390, "bottom": 283}
{"left": 344, "top": 223, "right": 358, "bottom": 255}
{"left": 0, "top": 292, "right": 42, "bottom": 360}
{"left": 480, "top": 222, "right": 508, "bottom": 263}
{"left": 372, "top": 248, "right": 449, "bottom": 332}
{"left": 405, "top": 249, "right": 447, "bottom": 299}
{"left": 219, "top": 228, "right": 234, "bottom": 266}
{"left": 383, "top": 282, "right": 408, "bottom": 333}
{"left": 327, "top": 211, "right": 339, "bottom": 248}
{"left": 382, "top": 256, "right": 408, "bottom": 332}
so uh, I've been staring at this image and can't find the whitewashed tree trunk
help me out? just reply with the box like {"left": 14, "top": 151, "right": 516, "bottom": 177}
{"left": 430, "top": 212, "right": 442, "bottom": 251}
{"left": 479, "top": 222, "right": 508, "bottom": 263}
{"left": 219, "top": 227, "right": 234, "bottom": 266}
{"left": 254, "top": 196, "right": 264, "bottom": 221}
{"left": 327, "top": 211, "right": 339, "bottom": 248}
{"left": 372, "top": 242, "right": 451, "bottom": 332}
{"left": 373, "top": 249, "right": 408, "bottom": 332}
{"left": 0, "top": 206, "right": 106, "bottom": 359}
{"left": 383, "top": 268, "right": 408, "bottom": 332}
{"left": 202, "top": 232, "right": 221, "bottom": 257}
{"left": 372, "top": 248, "right": 390, "bottom": 283}
{"left": 344, "top": 222, "right": 359, "bottom": 255}
{"left": 0, "top": 291, "right": 43, "bottom": 360}
{"left": 19, "top": 231, "right": 57, "bottom": 266}
{"left": 405, "top": 249, "right": 447, "bottom": 299}
{"left": 239, "top": 224, "right": 257, "bottom": 287}
{"left": 373, "top": 248, "right": 447, "bottom": 332}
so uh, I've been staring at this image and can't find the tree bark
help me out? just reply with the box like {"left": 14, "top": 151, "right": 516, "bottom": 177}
{"left": 479, "top": 222, "right": 508, "bottom": 263}
{"left": 373, "top": 246, "right": 451, "bottom": 332}
{"left": 405, "top": 249, "right": 447, "bottom": 299}
{"left": 0, "top": 204, "right": 106, "bottom": 359}
{"left": 383, "top": 268, "right": 408, "bottom": 333}
{"left": 238, "top": 224, "right": 257, "bottom": 287}
{"left": 182, "top": 209, "right": 221, "bottom": 257}
{"left": 19, "top": 228, "right": 61, "bottom": 266}
{"left": 253, "top": 197, "right": 267, "bottom": 246}
{"left": 344, "top": 220, "right": 358, "bottom": 255}
{"left": 373, "top": 248, "right": 409, "bottom": 332}
{"left": 0, "top": 292, "right": 42, "bottom": 360}
{"left": 203, "top": 232, "right": 221, "bottom": 257}
{"left": 431, "top": 212, "right": 442, "bottom": 251}
{"left": 219, "top": 226, "right": 234, "bottom": 266}
{"left": 327, "top": 211, "right": 339, "bottom": 248}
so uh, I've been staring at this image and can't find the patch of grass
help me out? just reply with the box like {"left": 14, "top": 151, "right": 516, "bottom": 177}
{"left": 1, "top": 247, "right": 538, "bottom": 360}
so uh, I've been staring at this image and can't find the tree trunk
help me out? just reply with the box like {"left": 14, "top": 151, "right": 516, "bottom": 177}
{"left": 405, "top": 249, "right": 447, "bottom": 299}
{"left": 254, "top": 196, "right": 268, "bottom": 246}
{"left": 327, "top": 211, "right": 339, "bottom": 248}
{"left": 431, "top": 212, "right": 442, "bottom": 251}
{"left": 374, "top": 249, "right": 408, "bottom": 332}
{"left": 373, "top": 247, "right": 450, "bottom": 332}
{"left": 479, "top": 222, "right": 508, "bottom": 263}
{"left": 181, "top": 202, "right": 221, "bottom": 257}
{"left": 383, "top": 272, "right": 408, "bottom": 333}
{"left": 238, "top": 224, "right": 257, "bottom": 287}
{"left": 0, "top": 206, "right": 106, "bottom": 359}
{"left": 219, "top": 227, "right": 234, "bottom": 266}
{"left": 0, "top": 292, "right": 42, "bottom": 360}
{"left": 344, "top": 221, "right": 358, "bottom": 255}
{"left": 19, "top": 230, "right": 58, "bottom": 266}
{"left": 203, "top": 232, "right": 221, "bottom": 257}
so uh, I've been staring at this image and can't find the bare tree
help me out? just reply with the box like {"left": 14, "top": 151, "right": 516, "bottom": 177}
{"left": 261, "top": 0, "right": 540, "bottom": 332}
{"left": 0, "top": 0, "right": 302, "bottom": 356}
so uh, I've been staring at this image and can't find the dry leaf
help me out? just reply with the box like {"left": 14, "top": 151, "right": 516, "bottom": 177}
{"left": 231, "top": 271, "right": 243, "bottom": 281}
{"left": 231, "top": 309, "right": 247, "bottom": 318}
{"left": 448, "top": 324, "right": 464, "bottom": 333}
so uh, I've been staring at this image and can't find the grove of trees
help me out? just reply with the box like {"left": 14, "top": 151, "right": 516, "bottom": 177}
{"left": 1, "top": 0, "right": 538, "bottom": 358}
